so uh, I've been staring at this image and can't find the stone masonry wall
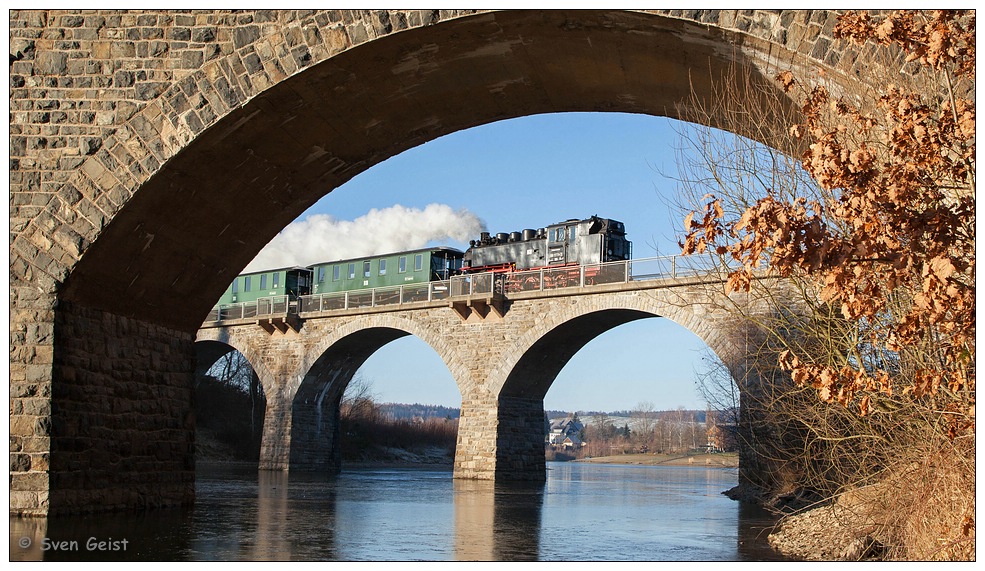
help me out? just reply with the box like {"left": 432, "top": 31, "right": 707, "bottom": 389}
{"left": 45, "top": 303, "right": 195, "bottom": 515}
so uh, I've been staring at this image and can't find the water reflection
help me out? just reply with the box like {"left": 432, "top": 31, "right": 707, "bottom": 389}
{"left": 252, "top": 469, "right": 294, "bottom": 560}
{"left": 453, "top": 479, "right": 544, "bottom": 560}
{"left": 9, "top": 463, "right": 786, "bottom": 561}
{"left": 736, "top": 500, "right": 789, "bottom": 561}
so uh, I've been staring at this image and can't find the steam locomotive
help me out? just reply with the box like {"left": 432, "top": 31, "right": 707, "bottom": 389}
{"left": 464, "top": 215, "right": 631, "bottom": 272}
{"left": 463, "top": 215, "right": 632, "bottom": 290}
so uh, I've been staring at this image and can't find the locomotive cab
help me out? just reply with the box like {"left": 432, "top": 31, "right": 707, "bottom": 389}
{"left": 545, "top": 216, "right": 630, "bottom": 266}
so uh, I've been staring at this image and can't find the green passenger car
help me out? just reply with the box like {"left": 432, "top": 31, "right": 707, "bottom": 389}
{"left": 309, "top": 247, "right": 464, "bottom": 295}
{"left": 216, "top": 266, "right": 312, "bottom": 306}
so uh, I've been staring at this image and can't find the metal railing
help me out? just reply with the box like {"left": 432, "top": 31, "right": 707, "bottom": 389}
{"left": 203, "top": 295, "right": 291, "bottom": 323}
{"left": 490, "top": 254, "right": 721, "bottom": 294}
{"left": 298, "top": 280, "right": 455, "bottom": 314}
{"left": 203, "top": 255, "right": 725, "bottom": 323}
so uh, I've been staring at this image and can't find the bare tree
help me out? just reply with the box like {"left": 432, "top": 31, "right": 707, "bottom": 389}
{"left": 195, "top": 350, "right": 266, "bottom": 460}
{"left": 340, "top": 373, "right": 380, "bottom": 423}
{"left": 630, "top": 401, "right": 658, "bottom": 451}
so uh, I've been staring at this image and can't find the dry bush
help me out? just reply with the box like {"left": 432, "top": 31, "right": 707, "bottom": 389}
{"left": 339, "top": 376, "right": 458, "bottom": 460}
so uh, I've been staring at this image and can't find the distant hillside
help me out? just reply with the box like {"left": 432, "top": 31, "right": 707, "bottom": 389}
{"left": 548, "top": 409, "right": 708, "bottom": 423}
{"left": 381, "top": 403, "right": 460, "bottom": 420}
{"left": 380, "top": 406, "right": 708, "bottom": 423}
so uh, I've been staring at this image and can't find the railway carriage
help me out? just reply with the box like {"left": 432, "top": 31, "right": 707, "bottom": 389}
{"left": 308, "top": 246, "right": 464, "bottom": 295}
{"left": 215, "top": 266, "right": 312, "bottom": 306}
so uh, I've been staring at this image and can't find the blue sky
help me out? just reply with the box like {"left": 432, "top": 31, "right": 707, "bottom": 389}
{"left": 257, "top": 112, "right": 718, "bottom": 412}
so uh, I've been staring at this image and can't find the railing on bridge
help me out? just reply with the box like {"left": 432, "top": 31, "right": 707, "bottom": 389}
{"left": 203, "top": 295, "right": 292, "bottom": 323}
{"left": 202, "top": 254, "right": 724, "bottom": 324}
{"left": 298, "top": 280, "right": 456, "bottom": 313}
{"left": 491, "top": 254, "right": 718, "bottom": 293}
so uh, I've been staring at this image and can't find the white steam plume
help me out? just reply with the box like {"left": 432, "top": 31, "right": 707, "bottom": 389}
{"left": 244, "top": 203, "right": 485, "bottom": 272}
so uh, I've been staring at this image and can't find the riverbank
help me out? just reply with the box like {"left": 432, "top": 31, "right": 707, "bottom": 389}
{"left": 344, "top": 445, "right": 454, "bottom": 468}
{"left": 576, "top": 452, "right": 739, "bottom": 467}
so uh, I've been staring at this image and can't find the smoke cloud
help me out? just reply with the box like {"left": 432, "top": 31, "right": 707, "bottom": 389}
{"left": 244, "top": 204, "right": 485, "bottom": 272}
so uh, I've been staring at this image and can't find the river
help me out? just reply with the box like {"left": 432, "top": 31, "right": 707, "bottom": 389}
{"left": 10, "top": 462, "right": 788, "bottom": 561}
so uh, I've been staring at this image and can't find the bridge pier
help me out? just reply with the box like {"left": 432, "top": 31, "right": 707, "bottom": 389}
{"left": 287, "top": 369, "right": 348, "bottom": 473}
{"left": 42, "top": 303, "right": 196, "bottom": 515}
{"left": 258, "top": 391, "right": 294, "bottom": 471}
{"left": 493, "top": 396, "right": 548, "bottom": 481}
{"left": 454, "top": 392, "right": 546, "bottom": 481}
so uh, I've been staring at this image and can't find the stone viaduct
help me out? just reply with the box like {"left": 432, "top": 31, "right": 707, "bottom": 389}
{"left": 195, "top": 272, "right": 758, "bottom": 482}
{"left": 10, "top": 9, "right": 880, "bottom": 515}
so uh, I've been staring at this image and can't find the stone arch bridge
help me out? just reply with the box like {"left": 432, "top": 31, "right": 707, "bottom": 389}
{"left": 195, "top": 262, "right": 761, "bottom": 480}
{"left": 10, "top": 9, "right": 876, "bottom": 515}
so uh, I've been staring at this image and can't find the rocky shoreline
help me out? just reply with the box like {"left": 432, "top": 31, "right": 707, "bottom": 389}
{"left": 723, "top": 482, "right": 889, "bottom": 561}
{"left": 344, "top": 445, "right": 454, "bottom": 468}
{"left": 766, "top": 501, "right": 885, "bottom": 561}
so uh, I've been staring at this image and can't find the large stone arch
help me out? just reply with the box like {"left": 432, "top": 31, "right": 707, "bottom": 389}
{"left": 53, "top": 9, "right": 824, "bottom": 329}
{"left": 9, "top": 9, "right": 870, "bottom": 515}
{"left": 287, "top": 313, "right": 467, "bottom": 473}
{"left": 481, "top": 289, "right": 744, "bottom": 479}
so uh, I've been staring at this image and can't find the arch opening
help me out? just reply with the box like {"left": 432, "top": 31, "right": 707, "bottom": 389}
{"left": 490, "top": 305, "right": 738, "bottom": 480}
{"left": 339, "top": 336, "right": 463, "bottom": 467}
{"left": 193, "top": 341, "right": 267, "bottom": 465}
{"left": 290, "top": 327, "right": 462, "bottom": 473}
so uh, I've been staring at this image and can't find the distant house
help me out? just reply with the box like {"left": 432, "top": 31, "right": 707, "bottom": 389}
{"left": 560, "top": 433, "right": 583, "bottom": 450}
{"left": 547, "top": 415, "right": 585, "bottom": 449}
{"left": 705, "top": 420, "right": 738, "bottom": 452}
